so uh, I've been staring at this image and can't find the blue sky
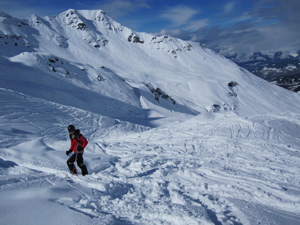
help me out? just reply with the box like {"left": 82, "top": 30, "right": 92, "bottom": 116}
{"left": 1, "top": 0, "right": 299, "bottom": 56}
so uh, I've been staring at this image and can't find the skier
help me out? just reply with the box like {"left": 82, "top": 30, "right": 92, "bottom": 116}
{"left": 66, "top": 125, "right": 88, "bottom": 176}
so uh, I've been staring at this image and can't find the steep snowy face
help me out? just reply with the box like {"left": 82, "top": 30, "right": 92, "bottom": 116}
{"left": 1, "top": 9, "right": 300, "bottom": 125}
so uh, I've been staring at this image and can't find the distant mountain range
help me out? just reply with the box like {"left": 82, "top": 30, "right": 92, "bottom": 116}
{"left": 269, "top": 72, "right": 300, "bottom": 92}
{"left": 226, "top": 51, "right": 300, "bottom": 92}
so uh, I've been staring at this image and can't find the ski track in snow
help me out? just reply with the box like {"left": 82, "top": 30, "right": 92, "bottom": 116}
{"left": 1, "top": 92, "right": 299, "bottom": 225}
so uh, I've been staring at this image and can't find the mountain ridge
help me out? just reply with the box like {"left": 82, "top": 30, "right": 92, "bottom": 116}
{"left": 1, "top": 9, "right": 300, "bottom": 126}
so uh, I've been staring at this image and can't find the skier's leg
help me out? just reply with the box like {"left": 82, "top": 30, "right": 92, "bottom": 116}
{"left": 67, "top": 154, "right": 78, "bottom": 174}
{"left": 76, "top": 153, "right": 88, "bottom": 176}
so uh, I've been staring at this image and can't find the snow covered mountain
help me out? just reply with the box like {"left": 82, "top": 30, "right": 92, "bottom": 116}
{"left": 270, "top": 73, "right": 300, "bottom": 93}
{"left": 227, "top": 51, "right": 300, "bottom": 92}
{"left": 1, "top": 9, "right": 299, "bottom": 119}
{"left": 227, "top": 51, "right": 300, "bottom": 78}
{"left": 1, "top": 9, "right": 300, "bottom": 225}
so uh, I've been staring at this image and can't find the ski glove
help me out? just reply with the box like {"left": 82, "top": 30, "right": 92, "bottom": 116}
{"left": 66, "top": 149, "right": 72, "bottom": 155}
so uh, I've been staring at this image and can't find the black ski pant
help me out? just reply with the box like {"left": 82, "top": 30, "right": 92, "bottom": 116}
{"left": 67, "top": 153, "right": 88, "bottom": 176}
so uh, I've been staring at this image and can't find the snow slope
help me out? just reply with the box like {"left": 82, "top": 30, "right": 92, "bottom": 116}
{"left": 0, "top": 9, "right": 300, "bottom": 225}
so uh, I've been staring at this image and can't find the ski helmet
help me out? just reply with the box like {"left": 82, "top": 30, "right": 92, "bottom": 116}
{"left": 68, "top": 124, "right": 75, "bottom": 132}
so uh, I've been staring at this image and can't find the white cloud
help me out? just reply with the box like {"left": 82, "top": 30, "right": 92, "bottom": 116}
{"left": 224, "top": 2, "right": 235, "bottom": 13}
{"left": 185, "top": 19, "right": 209, "bottom": 31}
{"left": 161, "top": 0, "right": 300, "bottom": 56}
{"left": 160, "top": 5, "right": 199, "bottom": 28}
{"left": 92, "top": 0, "right": 151, "bottom": 18}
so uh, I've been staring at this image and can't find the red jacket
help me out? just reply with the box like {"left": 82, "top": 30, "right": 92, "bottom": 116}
{"left": 70, "top": 132, "right": 88, "bottom": 153}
